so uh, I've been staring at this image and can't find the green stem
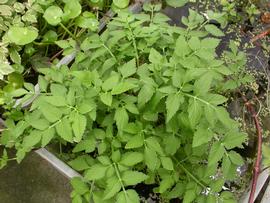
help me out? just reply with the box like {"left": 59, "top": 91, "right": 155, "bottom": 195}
{"left": 59, "top": 23, "right": 76, "bottom": 39}
{"left": 89, "top": 180, "right": 95, "bottom": 199}
{"left": 49, "top": 114, "right": 69, "bottom": 129}
{"left": 113, "top": 163, "right": 128, "bottom": 199}
{"left": 183, "top": 93, "right": 216, "bottom": 109}
{"left": 173, "top": 157, "right": 207, "bottom": 189}
{"left": 76, "top": 28, "right": 86, "bottom": 38}
{"left": 127, "top": 22, "right": 139, "bottom": 66}
{"left": 198, "top": 19, "right": 209, "bottom": 30}
{"left": 102, "top": 44, "right": 119, "bottom": 65}
{"left": 33, "top": 41, "right": 53, "bottom": 46}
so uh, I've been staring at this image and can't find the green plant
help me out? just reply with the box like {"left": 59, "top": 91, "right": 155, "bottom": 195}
{"left": 0, "top": 2, "right": 254, "bottom": 203}
{"left": 220, "top": 0, "right": 260, "bottom": 24}
{"left": 0, "top": 0, "right": 131, "bottom": 106}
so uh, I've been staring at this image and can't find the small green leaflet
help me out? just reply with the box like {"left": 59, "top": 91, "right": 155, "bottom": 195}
{"left": 84, "top": 164, "right": 108, "bottom": 180}
{"left": 166, "top": 182, "right": 185, "bottom": 199}
{"left": 207, "top": 94, "right": 228, "bottom": 105}
{"left": 41, "top": 128, "right": 55, "bottom": 147}
{"left": 183, "top": 189, "right": 196, "bottom": 203}
{"left": 100, "top": 92, "right": 113, "bottom": 106}
{"left": 138, "top": 84, "right": 155, "bottom": 107}
{"left": 222, "top": 155, "right": 232, "bottom": 179}
{"left": 145, "top": 137, "right": 164, "bottom": 155}
{"left": 44, "top": 96, "right": 67, "bottom": 107}
{"left": 62, "top": 0, "right": 82, "bottom": 21}
{"left": 119, "top": 58, "right": 136, "bottom": 78}
{"left": 175, "top": 35, "right": 190, "bottom": 57}
{"left": 119, "top": 152, "right": 143, "bottom": 166}
{"left": 72, "top": 138, "right": 96, "bottom": 153}
{"left": 201, "top": 38, "right": 220, "bottom": 49}
{"left": 166, "top": 93, "right": 183, "bottom": 122}
{"left": 70, "top": 177, "right": 89, "bottom": 195}
{"left": 96, "top": 157, "right": 111, "bottom": 168}
{"left": 116, "top": 189, "right": 140, "bottom": 203}
{"left": 262, "top": 144, "right": 270, "bottom": 168}
{"left": 188, "top": 99, "right": 202, "bottom": 128}
{"left": 125, "top": 134, "right": 144, "bottom": 149}
{"left": 163, "top": 135, "right": 181, "bottom": 155}
{"left": 112, "top": 150, "right": 121, "bottom": 162}
{"left": 161, "top": 157, "right": 174, "bottom": 170}
{"left": 38, "top": 76, "right": 48, "bottom": 92}
{"left": 188, "top": 37, "right": 201, "bottom": 51}
{"left": 210, "top": 178, "right": 225, "bottom": 193}
{"left": 205, "top": 24, "right": 224, "bottom": 37}
{"left": 56, "top": 118, "right": 73, "bottom": 142}
{"left": 125, "top": 103, "right": 139, "bottom": 114}
{"left": 159, "top": 176, "right": 175, "bottom": 193}
{"left": 68, "top": 156, "right": 91, "bottom": 171}
{"left": 72, "top": 113, "right": 87, "bottom": 142}
{"left": 204, "top": 105, "right": 216, "bottom": 126}
{"left": 144, "top": 147, "right": 159, "bottom": 171}
{"left": 220, "top": 191, "right": 237, "bottom": 203}
{"left": 228, "top": 151, "right": 244, "bottom": 165}
{"left": 102, "top": 74, "right": 119, "bottom": 91}
{"left": 215, "top": 107, "right": 234, "bottom": 128}
{"left": 194, "top": 73, "right": 213, "bottom": 96}
{"left": 149, "top": 48, "right": 163, "bottom": 64}
{"left": 122, "top": 171, "right": 148, "bottom": 186}
{"left": 166, "top": 0, "right": 188, "bottom": 8}
{"left": 123, "top": 124, "right": 139, "bottom": 135}
{"left": 50, "top": 83, "right": 67, "bottom": 96}
{"left": 192, "top": 128, "right": 213, "bottom": 148}
{"left": 75, "top": 16, "right": 99, "bottom": 31}
{"left": 103, "top": 176, "right": 121, "bottom": 200}
{"left": 8, "top": 26, "right": 38, "bottom": 45}
{"left": 71, "top": 194, "right": 83, "bottom": 203}
{"left": 111, "top": 82, "right": 137, "bottom": 95}
{"left": 0, "top": 62, "right": 14, "bottom": 79}
{"left": 43, "top": 6, "right": 63, "bottom": 26}
{"left": 67, "top": 87, "right": 76, "bottom": 106}
{"left": 113, "top": 0, "right": 130, "bottom": 9}
{"left": 22, "top": 130, "right": 42, "bottom": 148}
{"left": 40, "top": 102, "right": 63, "bottom": 123}
{"left": 12, "top": 121, "right": 29, "bottom": 139}
{"left": 77, "top": 101, "right": 95, "bottom": 114}
{"left": 114, "top": 108, "right": 129, "bottom": 131}
{"left": 172, "top": 70, "right": 183, "bottom": 88}
{"left": 208, "top": 142, "right": 225, "bottom": 166}
{"left": 223, "top": 131, "right": 247, "bottom": 149}
{"left": 29, "top": 118, "right": 50, "bottom": 131}
{"left": 10, "top": 48, "right": 21, "bottom": 64}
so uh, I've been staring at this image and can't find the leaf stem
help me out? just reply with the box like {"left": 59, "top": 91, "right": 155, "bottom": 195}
{"left": 102, "top": 44, "right": 119, "bottom": 65}
{"left": 173, "top": 157, "right": 208, "bottom": 189}
{"left": 33, "top": 41, "right": 53, "bottom": 46}
{"left": 183, "top": 93, "right": 216, "bottom": 109}
{"left": 113, "top": 163, "right": 128, "bottom": 199}
{"left": 126, "top": 21, "right": 139, "bottom": 66}
{"left": 59, "top": 23, "right": 76, "bottom": 39}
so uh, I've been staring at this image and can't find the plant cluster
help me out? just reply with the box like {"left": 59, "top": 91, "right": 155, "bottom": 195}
{"left": 0, "top": 1, "right": 255, "bottom": 202}
{"left": 0, "top": 0, "right": 135, "bottom": 106}
{"left": 220, "top": 0, "right": 260, "bottom": 24}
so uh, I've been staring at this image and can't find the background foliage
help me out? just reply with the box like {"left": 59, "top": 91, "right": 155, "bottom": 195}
{"left": 0, "top": 1, "right": 259, "bottom": 203}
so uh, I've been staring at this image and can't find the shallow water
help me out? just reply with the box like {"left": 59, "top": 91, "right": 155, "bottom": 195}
{"left": 0, "top": 151, "right": 71, "bottom": 203}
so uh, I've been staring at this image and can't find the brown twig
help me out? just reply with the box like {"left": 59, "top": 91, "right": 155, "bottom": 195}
{"left": 240, "top": 95, "right": 262, "bottom": 203}
{"left": 50, "top": 50, "right": 64, "bottom": 62}
{"left": 251, "top": 28, "right": 270, "bottom": 43}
